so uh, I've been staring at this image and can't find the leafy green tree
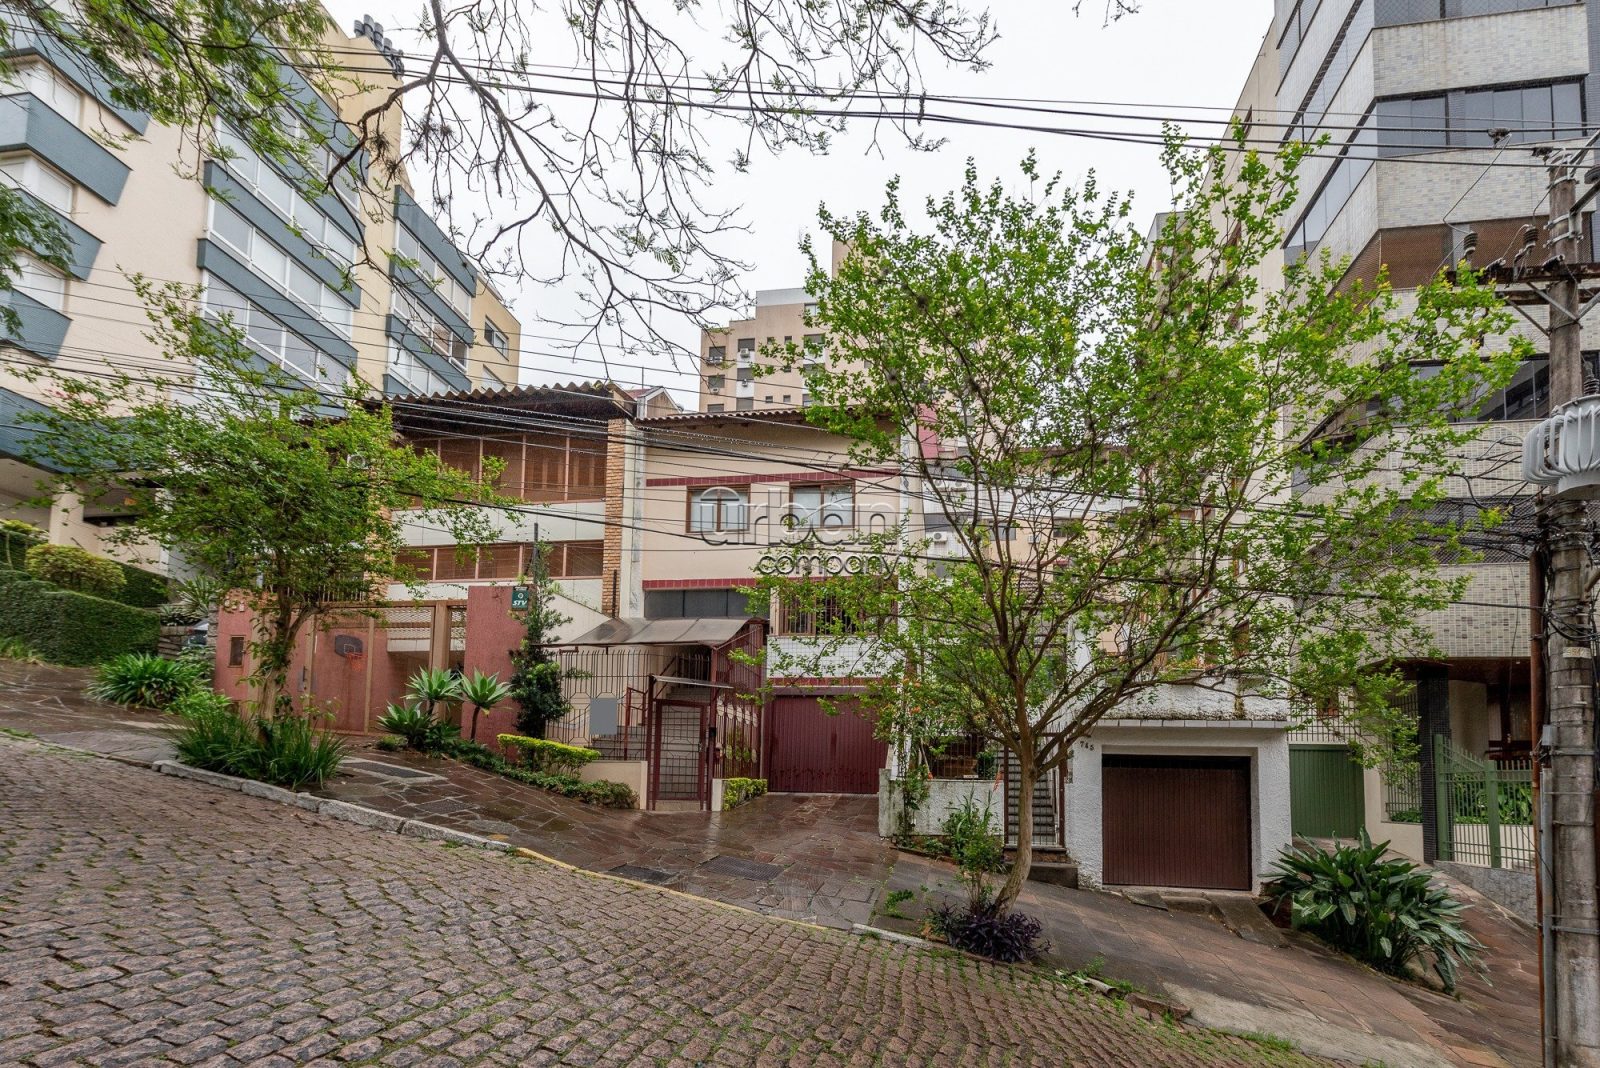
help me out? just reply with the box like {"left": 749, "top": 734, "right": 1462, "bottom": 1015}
{"left": 508, "top": 543, "right": 578, "bottom": 739}
{"left": 758, "top": 137, "right": 1526, "bottom": 911}
{"left": 19, "top": 279, "right": 501, "bottom": 715}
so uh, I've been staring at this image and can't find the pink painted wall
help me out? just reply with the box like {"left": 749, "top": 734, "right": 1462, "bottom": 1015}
{"left": 461, "top": 585, "right": 527, "bottom": 745}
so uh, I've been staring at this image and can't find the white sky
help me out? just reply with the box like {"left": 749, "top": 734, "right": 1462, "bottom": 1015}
{"left": 324, "top": 0, "right": 1273, "bottom": 399}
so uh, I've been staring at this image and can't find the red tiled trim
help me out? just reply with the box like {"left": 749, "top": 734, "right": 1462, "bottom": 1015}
{"left": 642, "top": 578, "right": 761, "bottom": 590}
{"left": 645, "top": 468, "right": 895, "bottom": 488}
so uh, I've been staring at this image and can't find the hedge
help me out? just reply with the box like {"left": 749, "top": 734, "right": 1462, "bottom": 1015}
{"left": 0, "top": 526, "right": 168, "bottom": 607}
{"left": 0, "top": 569, "right": 159, "bottom": 665}
{"left": 721, "top": 777, "right": 768, "bottom": 811}
{"left": 497, "top": 734, "right": 601, "bottom": 775}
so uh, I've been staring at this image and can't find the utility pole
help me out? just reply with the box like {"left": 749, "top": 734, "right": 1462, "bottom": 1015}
{"left": 1509, "top": 145, "right": 1600, "bottom": 1067}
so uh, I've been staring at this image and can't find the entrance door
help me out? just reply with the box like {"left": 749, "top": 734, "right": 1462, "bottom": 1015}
{"left": 1289, "top": 746, "right": 1366, "bottom": 839}
{"left": 766, "top": 696, "right": 887, "bottom": 794}
{"left": 1102, "top": 755, "right": 1252, "bottom": 890}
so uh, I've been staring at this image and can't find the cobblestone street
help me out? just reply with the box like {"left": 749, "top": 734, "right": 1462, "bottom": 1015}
{"left": 0, "top": 740, "right": 1327, "bottom": 1067}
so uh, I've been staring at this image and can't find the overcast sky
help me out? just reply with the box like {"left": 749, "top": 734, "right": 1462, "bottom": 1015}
{"left": 325, "top": 0, "right": 1273, "bottom": 400}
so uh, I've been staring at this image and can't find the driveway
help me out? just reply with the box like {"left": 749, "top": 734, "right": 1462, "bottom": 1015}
{"left": 0, "top": 739, "right": 1328, "bottom": 1067}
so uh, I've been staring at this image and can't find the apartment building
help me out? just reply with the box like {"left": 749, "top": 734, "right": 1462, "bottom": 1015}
{"left": 697, "top": 242, "right": 848, "bottom": 412}
{"left": 0, "top": 8, "right": 521, "bottom": 570}
{"left": 1217, "top": 0, "right": 1591, "bottom": 897}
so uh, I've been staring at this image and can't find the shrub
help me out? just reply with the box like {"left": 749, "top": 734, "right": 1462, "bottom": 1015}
{"left": 26, "top": 544, "right": 126, "bottom": 597}
{"left": 374, "top": 734, "right": 406, "bottom": 752}
{"left": 0, "top": 636, "right": 40, "bottom": 663}
{"left": 0, "top": 570, "right": 159, "bottom": 665}
{"left": 167, "top": 688, "right": 233, "bottom": 719}
{"left": 0, "top": 520, "right": 42, "bottom": 569}
{"left": 498, "top": 734, "right": 599, "bottom": 776}
{"left": 1268, "top": 833, "right": 1484, "bottom": 992}
{"left": 442, "top": 739, "right": 634, "bottom": 808}
{"left": 90, "top": 653, "right": 204, "bottom": 709}
{"left": 377, "top": 703, "right": 458, "bottom": 753}
{"left": 722, "top": 777, "right": 768, "bottom": 811}
{"left": 942, "top": 795, "right": 1006, "bottom": 914}
{"left": 928, "top": 905, "right": 1050, "bottom": 963}
{"left": 173, "top": 705, "right": 345, "bottom": 789}
{"left": 110, "top": 563, "right": 170, "bottom": 609}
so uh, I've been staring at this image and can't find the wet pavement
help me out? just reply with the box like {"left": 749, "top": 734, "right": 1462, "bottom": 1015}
{"left": 1, "top": 660, "right": 1541, "bottom": 1067}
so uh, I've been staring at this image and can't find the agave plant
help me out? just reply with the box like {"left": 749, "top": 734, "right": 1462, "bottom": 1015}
{"left": 405, "top": 667, "right": 464, "bottom": 719}
{"left": 459, "top": 670, "right": 512, "bottom": 744}
{"left": 376, "top": 701, "right": 457, "bottom": 753}
{"left": 1267, "top": 832, "right": 1484, "bottom": 991}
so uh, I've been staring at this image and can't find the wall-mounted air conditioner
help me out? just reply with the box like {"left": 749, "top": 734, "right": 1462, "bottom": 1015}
{"left": 928, "top": 531, "right": 950, "bottom": 544}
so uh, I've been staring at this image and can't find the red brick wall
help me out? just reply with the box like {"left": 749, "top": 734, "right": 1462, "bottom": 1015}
{"left": 461, "top": 585, "right": 526, "bottom": 744}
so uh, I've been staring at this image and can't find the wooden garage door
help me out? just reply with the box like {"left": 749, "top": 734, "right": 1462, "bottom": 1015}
{"left": 766, "top": 696, "right": 887, "bottom": 794}
{"left": 1102, "top": 755, "right": 1252, "bottom": 890}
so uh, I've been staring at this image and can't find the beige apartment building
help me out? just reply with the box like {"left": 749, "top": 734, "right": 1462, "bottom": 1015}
{"left": 697, "top": 242, "right": 847, "bottom": 413}
{"left": 0, "top": 7, "right": 521, "bottom": 571}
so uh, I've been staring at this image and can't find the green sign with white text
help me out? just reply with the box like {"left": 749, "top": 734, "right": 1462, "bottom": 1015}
{"left": 510, "top": 586, "right": 530, "bottom": 610}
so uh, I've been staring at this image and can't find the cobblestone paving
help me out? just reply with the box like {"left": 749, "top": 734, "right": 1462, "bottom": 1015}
{"left": 0, "top": 740, "right": 1326, "bottom": 1067}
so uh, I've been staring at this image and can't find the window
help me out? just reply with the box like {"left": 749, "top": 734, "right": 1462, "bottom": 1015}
{"left": 228, "top": 636, "right": 246, "bottom": 666}
{"left": 689, "top": 486, "right": 748, "bottom": 532}
{"left": 480, "top": 365, "right": 506, "bottom": 391}
{"left": 388, "top": 340, "right": 451, "bottom": 396}
{"left": 736, "top": 337, "right": 755, "bottom": 360}
{"left": 202, "top": 274, "right": 348, "bottom": 387}
{"left": 764, "top": 394, "right": 773, "bottom": 402}
{"left": 397, "top": 541, "right": 604, "bottom": 581}
{"left": 790, "top": 483, "right": 853, "bottom": 531}
{"left": 4, "top": 62, "right": 80, "bottom": 124}
{"left": 410, "top": 433, "right": 607, "bottom": 501}
{"left": 782, "top": 394, "right": 791, "bottom": 403}
{"left": 707, "top": 374, "right": 725, "bottom": 391}
{"left": 1377, "top": 81, "right": 1584, "bottom": 156}
{"left": 213, "top": 126, "right": 358, "bottom": 266}
{"left": 392, "top": 285, "right": 468, "bottom": 367}
{"left": 707, "top": 403, "right": 724, "bottom": 413}
{"left": 645, "top": 587, "right": 762, "bottom": 620}
{"left": 395, "top": 225, "right": 471, "bottom": 318}
{"left": 736, "top": 366, "right": 754, "bottom": 383}
{"left": 736, "top": 397, "right": 754, "bottom": 412}
{"left": 0, "top": 154, "right": 72, "bottom": 213}
{"left": 803, "top": 334, "right": 825, "bottom": 364}
{"left": 706, "top": 344, "right": 726, "bottom": 365}
{"left": 484, "top": 319, "right": 508, "bottom": 360}
{"left": 209, "top": 202, "right": 353, "bottom": 336}
{"left": 775, "top": 586, "right": 863, "bottom": 636}
{"left": 10, "top": 254, "right": 65, "bottom": 310}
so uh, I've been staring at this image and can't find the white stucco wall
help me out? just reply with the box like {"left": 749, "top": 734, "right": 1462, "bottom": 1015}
{"left": 1064, "top": 720, "right": 1292, "bottom": 892}
{"left": 877, "top": 771, "right": 1004, "bottom": 838}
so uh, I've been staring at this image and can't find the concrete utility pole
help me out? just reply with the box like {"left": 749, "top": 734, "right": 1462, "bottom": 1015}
{"left": 1508, "top": 147, "right": 1600, "bottom": 1067}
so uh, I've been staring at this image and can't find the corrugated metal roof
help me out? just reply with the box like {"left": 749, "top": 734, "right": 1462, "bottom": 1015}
{"left": 387, "top": 379, "right": 622, "bottom": 407}
{"left": 636, "top": 406, "right": 813, "bottom": 426}
{"left": 563, "top": 617, "right": 750, "bottom": 647}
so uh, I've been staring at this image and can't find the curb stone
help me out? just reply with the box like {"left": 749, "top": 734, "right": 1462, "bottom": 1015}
{"left": 401, "top": 819, "right": 510, "bottom": 850}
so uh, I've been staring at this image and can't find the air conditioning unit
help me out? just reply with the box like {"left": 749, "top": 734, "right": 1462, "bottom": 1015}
{"left": 927, "top": 531, "right": 950, "bottom": 544}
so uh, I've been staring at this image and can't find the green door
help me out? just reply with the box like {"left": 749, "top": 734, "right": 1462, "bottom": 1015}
{"left": 1289, "top": 746, "right": 1365, "bottom": 839}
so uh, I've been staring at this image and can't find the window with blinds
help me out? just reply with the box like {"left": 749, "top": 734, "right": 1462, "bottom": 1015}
{"left": 411, "top": 433, "right": 610, "bottom": 501}
{"left": 394, "top": 541, "right": 605, "bottom": 582}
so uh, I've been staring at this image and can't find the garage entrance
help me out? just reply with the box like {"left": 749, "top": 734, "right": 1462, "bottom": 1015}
{"left": 1102, "top": 754, "right": 1253, "bottom": 890}
{"left": 766, "top": 696, "right": 887, "bottom": 794}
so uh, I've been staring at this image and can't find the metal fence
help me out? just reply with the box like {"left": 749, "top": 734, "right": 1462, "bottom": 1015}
{"left": 1435, "top": 737, "right": 1535, "bottom": 871}
{"left": 1382, "top": 765, "right": 1423, "bottom": 823}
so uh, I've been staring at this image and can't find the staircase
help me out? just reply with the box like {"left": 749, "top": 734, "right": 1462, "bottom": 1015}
{"left": 1004, "top": 752, "right": 1062, "bottom": 849}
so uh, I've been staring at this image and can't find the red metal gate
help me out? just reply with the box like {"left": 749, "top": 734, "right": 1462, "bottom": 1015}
{"left": 765, "top": 696, "right": 887, "bottom": 794}
{"left": 1101, "top": 755, "right": 1252, "bottom": 890}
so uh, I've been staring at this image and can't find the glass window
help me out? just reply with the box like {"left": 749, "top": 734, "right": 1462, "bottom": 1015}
{"left": 791, "top": 483, "right": 853, "bottom": 530}
{"left": 0, "top": 155, "right": 73, "bottom": 213}
{"left": 7, "top": 63, "right": 81, "bottom": 124}
{"left": 484, "top": 319, "right": 508, "bottom": 359}
{"left": 689, "top": 486, "right": 748, "bottom": 532}
{"left": 12, "top": 254, "right": 65, "bottom": 310}
{"left": 211, "top": 202, "right": 253, "bottom": 253}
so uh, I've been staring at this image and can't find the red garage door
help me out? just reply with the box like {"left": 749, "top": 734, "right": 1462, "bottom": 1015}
{"left": 766, "top": 696, "right": 887, "bottom": 794}
{"left": 1102, "top": 755, "right": 1252, "bottom": 890}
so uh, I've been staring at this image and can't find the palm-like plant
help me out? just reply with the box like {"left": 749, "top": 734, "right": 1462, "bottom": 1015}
{"left": 460, "top": 670, "right": 512, "bottom": 744}
{"left": 406, "top": 667, "right": 464, "bottom": 720}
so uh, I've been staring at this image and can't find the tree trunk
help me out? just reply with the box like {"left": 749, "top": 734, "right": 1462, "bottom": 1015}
{"left": 996, "top": 750, "right": 1035, "bottom": 913}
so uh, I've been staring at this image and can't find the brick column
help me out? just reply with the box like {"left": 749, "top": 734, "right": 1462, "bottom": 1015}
{"left": 601, "top": 417, "right": 627, "bottom": 617}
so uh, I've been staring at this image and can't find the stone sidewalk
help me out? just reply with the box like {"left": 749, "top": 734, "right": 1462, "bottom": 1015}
{"left": 0, "top": 660, "right": 1541, "bottom": 1067}
{"left": 2, "top": 740, "right": 1334, "bottom": 1068}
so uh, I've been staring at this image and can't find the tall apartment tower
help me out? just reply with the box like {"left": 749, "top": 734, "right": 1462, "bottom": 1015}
{"left": 1239, "top": 1, "right": 1595, "bottom": 862}
{"left": 698, "top": 241, "right": 848, "bottom": 412}
{"left": 0, "top": 8, "right": 523, "bottom": 568}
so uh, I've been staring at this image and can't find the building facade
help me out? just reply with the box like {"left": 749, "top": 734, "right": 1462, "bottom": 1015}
{"left": 0, "top": 7, "right": 522, "bottom": 571}
{"left": 1217, "top": 0, "right": 1591, "bottom": 898}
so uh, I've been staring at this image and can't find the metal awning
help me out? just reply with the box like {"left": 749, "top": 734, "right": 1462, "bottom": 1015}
{"left": 563, "top": 617, "right": 750, "bottom": 647}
